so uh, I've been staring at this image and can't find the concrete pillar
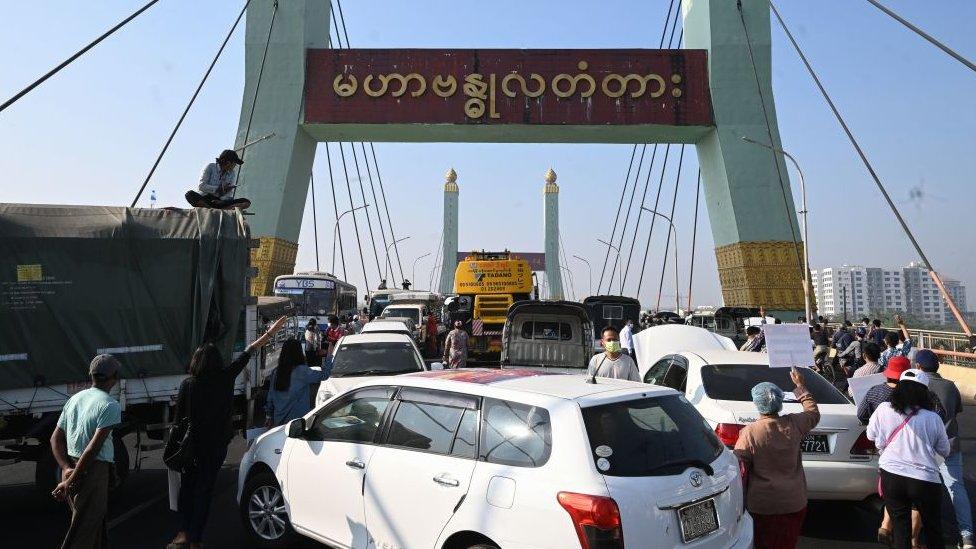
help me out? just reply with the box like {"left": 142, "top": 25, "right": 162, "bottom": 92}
{"left": 234, "top": 0, "right": 330, "bottom": 296}
{"left": 543, "top": 169, "right": 564, "bottom": 300}
{"left": 682, "top": 0, "right": 805, "bottom": 316}
{"left": 438, "top": 168, "right": 460, "bottom": 294}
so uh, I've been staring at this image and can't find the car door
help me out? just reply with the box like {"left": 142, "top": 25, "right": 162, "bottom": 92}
{"left": 363, "top": 388, "right": 479, "bottom": 549}
{"left": 643, "top": 354, "right": 688, "bottom": 392}
{"left": 287, "top": 386, "right": 397, "bottom": 548}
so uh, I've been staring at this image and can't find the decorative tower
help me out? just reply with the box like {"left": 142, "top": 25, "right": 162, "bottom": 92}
{"left": 543, "top": 168, "right": 564, "bottom": 300}
{"left": 438, "top": 168, "right": 460, "bottom": 294}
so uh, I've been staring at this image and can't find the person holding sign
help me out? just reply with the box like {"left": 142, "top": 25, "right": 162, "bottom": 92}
{"left": 734, "top": 367, "right": 820, "bottom": 549}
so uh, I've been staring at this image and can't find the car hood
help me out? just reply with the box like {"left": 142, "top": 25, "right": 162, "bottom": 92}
{"left": 633, "top": 325, "right": 736, "bottom": 370}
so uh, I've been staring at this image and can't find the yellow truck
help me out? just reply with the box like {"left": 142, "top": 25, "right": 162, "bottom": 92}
{"left": 448, "top": 250, "right": 534, "bottom": 361}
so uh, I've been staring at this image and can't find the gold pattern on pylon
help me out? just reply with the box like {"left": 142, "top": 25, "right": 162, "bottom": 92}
{"left": 544, "top": 168, "right": 559, "bottom": 194}
{"left": 444, "top": 168, "right": 459, "bottom": 192}
{"left": 250, "top": 236, "right": 299, "bottom": 296}
{"left": 714, "top": 241, "right": 807, "bottom": 310}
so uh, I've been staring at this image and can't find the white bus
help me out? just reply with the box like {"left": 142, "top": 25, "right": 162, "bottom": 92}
{"left": 273, "top": 271, "right": 358, "bottom": 326}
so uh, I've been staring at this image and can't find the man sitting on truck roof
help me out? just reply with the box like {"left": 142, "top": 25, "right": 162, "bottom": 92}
{"left": 184, "top": 149, "right": 251, "bottom": 209}
{"left": 50, "top": 354, "right": 123, "bottom": 549}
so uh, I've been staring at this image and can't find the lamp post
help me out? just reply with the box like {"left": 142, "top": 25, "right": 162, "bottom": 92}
{"left": 385, "top": 236, "right": 410, "bottom": 285}
{"left": 640, "top": 207, "right": 680, "bottom": 313}
{"left": 332, "top": 204, "right": 369, "bottom": 273}
{"left": 411, "top": 252, "right": 431, "bottom": 289}
{"left": 596, "top": 238, "right": 620, "bottom": 293}
{"left": 560, "top": 266, "right": 577, "bottom": 301}
{"left": 740, "top": 136, "right": 812, "bottom": 324}
{"left": 573, "top": 255, "right": 593, "bottom": 296}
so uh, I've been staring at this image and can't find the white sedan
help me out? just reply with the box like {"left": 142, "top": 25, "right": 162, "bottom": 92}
{"left": 635, "top": 325, "right": 878, "bottom": 502}
{"left": 238, "top": 369, "right": 754, "bottom": 548}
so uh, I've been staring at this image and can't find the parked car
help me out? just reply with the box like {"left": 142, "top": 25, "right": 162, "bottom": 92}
{"left": 238, "top": 369, "right": 753, "bottom": 548}
{"left": 500, "top": 300, "right": 592, "bottom": 372}
{"left": 634, "top": 325, "right": 878, "bottom": 502}
{"left": 359, "top": 319, "right": 414, "bottom": 337}
{"left": 313, "top": 333, "right": 437, "bottom": 406}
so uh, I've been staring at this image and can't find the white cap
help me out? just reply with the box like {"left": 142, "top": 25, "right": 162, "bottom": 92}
{"left": 900, "top": 369, "right": 930, "bottom": 387}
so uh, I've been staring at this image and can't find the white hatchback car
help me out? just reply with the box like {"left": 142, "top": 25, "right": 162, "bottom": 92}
{"left": 314, "top": 332, "right": 435, "bottom": 406}
{"left": 239, "top": 369, "right": 754, "bottom": 548}
{"left": 635, "top": 327, "right": 878, "bottom": 502}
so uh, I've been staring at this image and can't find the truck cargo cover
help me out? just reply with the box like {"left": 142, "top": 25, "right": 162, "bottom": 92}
{"left": 0, "top": 205, "right": 249, "bottom": 390}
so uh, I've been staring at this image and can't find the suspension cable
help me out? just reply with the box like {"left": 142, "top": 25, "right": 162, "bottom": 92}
{"left": 607, "top": 145, "right": 649, "bottom": 292}
{"left": 619, "top": 14, "right": 683, "bottom": 294}
{"left": 656, "top": 145, "right": 686, "bottom": 310}
{"left": 769, "top": 0, "right": 971, "bottom": 335}
{"left": 325, "top": 143, "right": 348, "bottom": 279}
{"left": 635, "top": 144, "right": 672, "bottom": 296}
{"left": 863, "top": 0, "right": 976, "bottom": 73}
{"left": 736, "top": 0, "right": 803, "bottom": 275}
{"left": 0, "top": 0, "right": 162, "bottom": 115}
{"left": 348, "top": 143, "right": 384, "bottom": 280}
{"left": 310, "top": 172, "right": 320, "bottom": 270}
{"left": 359, "top": 143, "right": 392, "bottom": 284}
{"left": 337, "top": 142, "right": 371, "bottom": 290}
{"left": 233, "top": 0, "right": 279, "bottom": 191}
{"left": 597, "top": 145, "right": 638, "bottom": 294}
{"left": 131, "top": 0, "right": 250, "bottom": 206}
{"left": 369, "top": 144, "right": 406, "bottom": 282}
{"left": 688, "top": 170, "right": 702, "bottom": 312}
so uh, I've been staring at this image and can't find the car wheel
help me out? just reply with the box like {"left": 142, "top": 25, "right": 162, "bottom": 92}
{"left": 241, "top": 470, "right": 296, "bottom": 547}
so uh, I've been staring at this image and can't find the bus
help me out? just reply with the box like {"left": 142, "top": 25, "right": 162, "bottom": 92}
{"left": 582, "top": 295, "right": 642, "bottom": 353}
{"left": 273, "top": 271, "right": 358, "bottom": 327}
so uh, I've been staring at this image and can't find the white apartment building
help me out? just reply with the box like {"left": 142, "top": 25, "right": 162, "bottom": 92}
{"left": 812, "top": 262, "right": 965, "bottom": 325}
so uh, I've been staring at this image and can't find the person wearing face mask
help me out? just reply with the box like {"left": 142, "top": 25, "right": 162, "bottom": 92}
{"left": 587, "top": 326, "right": 640, "bottom": 381}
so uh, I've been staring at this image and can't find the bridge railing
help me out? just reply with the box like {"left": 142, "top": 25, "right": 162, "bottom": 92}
{"left": 906, "top": 328, "right": 976, "bottom": 368}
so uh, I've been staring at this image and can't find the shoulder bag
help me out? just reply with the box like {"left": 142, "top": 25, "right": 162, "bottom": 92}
{"left": 163, "top": 381, "right": 197, "bottom": 473}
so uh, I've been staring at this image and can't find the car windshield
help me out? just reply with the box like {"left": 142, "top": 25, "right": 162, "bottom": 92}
{"left": 700, "top": 364, "right": 849, "bottom": 404}
{"left": 383, "top": 307, "right": 420, "bottom": 324}
{"left": 581, "top": 395, "right": 723, "bottom": 477}
{"left": 330, "top": 341, "right": 424, "bottom": 377}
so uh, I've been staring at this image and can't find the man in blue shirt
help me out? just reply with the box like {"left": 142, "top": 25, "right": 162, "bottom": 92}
{"left": 51, "top": 354, "right": 123, "bottom": 549}
{"left": 877, "top": 315, "right": 912, "bottom": 374}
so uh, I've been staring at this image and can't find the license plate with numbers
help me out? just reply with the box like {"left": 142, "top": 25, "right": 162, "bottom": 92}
{"left": 801, "top": 433, "right": 830, "bottom": 453}
{"left": 677, "top": 498, "right": 719, "bottom": 543}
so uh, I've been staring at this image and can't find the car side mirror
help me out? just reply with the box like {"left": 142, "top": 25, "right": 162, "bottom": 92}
{"left": 430, "top": 361, "right": 444, "bottom": 371}
{"left": 287, "top": 418, "right": 306, "bottom": 438}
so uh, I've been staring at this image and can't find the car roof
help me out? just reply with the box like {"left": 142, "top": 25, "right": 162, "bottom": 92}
{"left": 361, "top": 321, "right": 410, "bottom": 331}
{"left": 339, "top": 332, "right": 414, "bottom": 344}
{"left": 398, "top": 369, "right": 676, "bottom": 402}
{"left": 685, "top": 349, "right": 771, "bottom": 365}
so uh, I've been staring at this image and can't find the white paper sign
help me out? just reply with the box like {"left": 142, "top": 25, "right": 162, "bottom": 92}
{"left": 849, "top": 373, "right": 887, "bottom": 408}
{"left": 763, "top": 323, "right": 813, "bottom": 368}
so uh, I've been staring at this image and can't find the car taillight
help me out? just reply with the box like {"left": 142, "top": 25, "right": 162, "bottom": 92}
{"left": 714, "top": 423, "right": 744, "bottom": 447}
{"left": 557, "top": 492, "right": 624, "bottom": 549}
{"left": 850, "top": 431, "right": 878, "bottom": 456}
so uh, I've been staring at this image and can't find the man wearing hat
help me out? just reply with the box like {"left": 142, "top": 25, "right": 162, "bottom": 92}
{"left": 184, "top": 149, "right": 251, "bottom": 209}
{"left": 916, "top": 349, "right": 973, "bottom": 548}
{"left": 857, "top": 355, "right": 947, "bottom": 425}
{"left": 50, "top": 354, "right": 123, "bottom": 549}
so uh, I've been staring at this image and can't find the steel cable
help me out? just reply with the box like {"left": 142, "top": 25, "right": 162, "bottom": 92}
{"left": 655, "top": 145, "right": 685, "bottom": 310}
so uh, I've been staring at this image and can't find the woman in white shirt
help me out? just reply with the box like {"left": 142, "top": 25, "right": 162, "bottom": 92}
{"left": 867, "top": 369, "right": 951, "bottom": 549}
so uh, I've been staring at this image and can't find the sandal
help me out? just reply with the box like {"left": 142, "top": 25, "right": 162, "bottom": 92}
{"left": 877, "top": 528, "right": 893, "bottom": 546}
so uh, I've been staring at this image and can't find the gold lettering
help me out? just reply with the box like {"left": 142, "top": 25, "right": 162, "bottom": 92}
{"left": 551, "top": 73, "right": 576, "bottom": 98}
{"left": 332, "top": 74, "right": 358, "bottom": 97}
{"left": 388, "top": 73, "right": 427, "bottom": 98}
{"left": 644, "top": 74, "right": 666, "bottom": 98}
{"left": 432, "top": 75, "right": 457, "bottom": 97}
{"left": 489, "top": 74, "right": 500, "bottom": 119}
{"left": 362, "top": 74, "right": 390, "bottom": 97}
{"left": 463, "top": 74, "right": 488, "bottom": 118}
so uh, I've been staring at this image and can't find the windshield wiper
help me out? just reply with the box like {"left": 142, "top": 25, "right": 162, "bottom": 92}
{"left": 643, "top": 458, "right": 714, "bottom": 476}
{"left": 333, "top": 368, "right": 415, "bottom": 377}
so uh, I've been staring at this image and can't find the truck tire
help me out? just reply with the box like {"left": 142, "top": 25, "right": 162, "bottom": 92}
{"left": 240, "top": 470, "right": 296, "bottom": 547}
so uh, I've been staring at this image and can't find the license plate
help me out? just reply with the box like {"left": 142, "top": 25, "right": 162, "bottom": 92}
{"left": 801, "top": 433, "right": 830, "bottom": 453}
{"left": 677, "top": 498, "right": 719, "bottom": 543}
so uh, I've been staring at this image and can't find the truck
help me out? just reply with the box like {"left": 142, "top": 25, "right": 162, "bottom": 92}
{"left": 379, "top": 291, "right": 446, "bottom": 355}
{"left": 447, "top": 250, "right": 534, "bottom": 362}
{"left": 500, "top": 300, "right": 592, "bottom": 372}
{"left": 0, "top": 204, "right": 260, "bottom": 492}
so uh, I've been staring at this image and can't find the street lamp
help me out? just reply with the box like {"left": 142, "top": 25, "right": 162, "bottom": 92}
{"left": 640, "top": 207, "right": 680, "bottom": 314}
{"left": 573, "top": 255, "right": 593, "bottom": 296}
{"left": 560, "top": 266, "right": 577, "bottom": 301}
{"left": 596, "top": 238, "right": 620, "bottom": 293}
{"left": 332, "top": 204, "right": 369, "bottom": 273}
{"left": 740, "top": 136, "right": 812, "bottom": 324}
{"left": 411, "top": 252, "right": 431, "bottom": 289}
{"left": 385, "top": 236, "right": 410, "bottom": 285}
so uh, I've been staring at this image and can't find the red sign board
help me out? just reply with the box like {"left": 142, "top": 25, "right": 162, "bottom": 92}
{"left": 305, "top": 49, "right": 712, "bottom": 126}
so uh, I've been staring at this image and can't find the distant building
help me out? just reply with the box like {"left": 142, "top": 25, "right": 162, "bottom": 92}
{"left": 812, "top": 262, "right": 966, "bottom": 325}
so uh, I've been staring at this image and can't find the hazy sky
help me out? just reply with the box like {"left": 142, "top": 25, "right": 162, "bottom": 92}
{"left": 2, "top": 1, "right": 974, "bottom": 310}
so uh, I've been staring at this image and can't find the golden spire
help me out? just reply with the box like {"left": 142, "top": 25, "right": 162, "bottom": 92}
{"left": 444, "top": 167, "right": 459, "bottom": 192}
{"left": 544, "top": 168, "right": 559, "bottom": 194}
